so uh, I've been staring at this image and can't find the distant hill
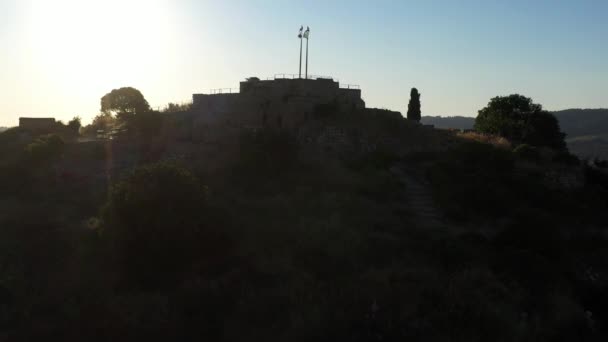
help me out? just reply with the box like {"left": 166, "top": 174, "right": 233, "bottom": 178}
{"left": 422, "top": 109, "right": 608, "bottom": 159}
{"left": 553, "top": 109, "right": 608, "bottom": 137}
{"left": 421, "top": 116, "right": 474, "bottom": 130}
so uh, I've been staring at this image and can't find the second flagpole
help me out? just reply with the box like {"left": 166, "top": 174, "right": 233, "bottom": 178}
{"left": 305, "top": 34, "right": 309, "bottom": 79}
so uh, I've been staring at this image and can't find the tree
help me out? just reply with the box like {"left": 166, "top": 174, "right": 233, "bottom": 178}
{"left": 67, "top": 116, "right": 81, "bottom": 135}
{"left": 474, "top": 95, "right": 566, "bottom": 150}
{"left": 163, "top": 102, "right": 192, "bottom": 113}
{"left": 81, "top": 112, "right": 116, "bottom": 137}
{"left": 407, "top": 88, "right": 421, "bottom": 121}
{"left": 100, "top": 87, "right": 150, "bottom": 118}
{"left": 101, "top": 162, "right": 208, "bottom": 289}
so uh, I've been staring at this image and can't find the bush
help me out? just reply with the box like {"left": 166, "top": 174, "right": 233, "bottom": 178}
{"left": 24, "top": 134, "right": 65, "bottom": 165}
{"left": 429, "top": 142, "right": 515, "bottom": 220}
{"left": 513, "top": 143, "right": 540, "bottom": 161}
{"left": 101, "top": 162, "right": 208, "bottom": 290}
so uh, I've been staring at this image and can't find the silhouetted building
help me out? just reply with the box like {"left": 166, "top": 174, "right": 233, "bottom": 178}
{"left": 190, "top": 76, "right": 365, "bottom": 129}
{"left": 19, "top": 117, "right": 56, "bottom": 131}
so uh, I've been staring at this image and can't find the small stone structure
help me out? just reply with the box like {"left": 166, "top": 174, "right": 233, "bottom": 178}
{"left": 19, "top": 117, "right": 56, "bottom": 131}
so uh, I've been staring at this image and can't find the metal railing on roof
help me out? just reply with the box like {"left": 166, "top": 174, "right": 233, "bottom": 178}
{"left": 270, "top": 74, "right": 338, "bottom": 81}
{"left": 342, "top": 84, "right": 360, "bottom": 89}
{"left": 209, "top": 88, "right": 240, "bottom": 94}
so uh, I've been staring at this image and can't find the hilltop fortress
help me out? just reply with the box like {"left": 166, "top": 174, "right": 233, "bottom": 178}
{"left": 189, "top": 75, "right": 366, "bottom": 129}
{"left": 169, "top": 74, "right": 447, "bottom": 157}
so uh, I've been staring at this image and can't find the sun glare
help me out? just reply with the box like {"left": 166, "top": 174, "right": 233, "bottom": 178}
{"left": 25, "top": 0, "right": 175, "bottom": 98}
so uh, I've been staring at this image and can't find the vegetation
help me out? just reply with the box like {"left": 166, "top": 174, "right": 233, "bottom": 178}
{"left": 1, "top": 92, "right": 607, "bottom": 341}
{"left": 67, "top": 116, "right": 82, "bottom": 134}
{"left": 162, "top": 102, "right": 192, "bottom": 113}
{"left": 81, "top": 112, "right": 115, "bottom": 136}
{"left": 101, "top": 162, "right": 210, "bottom": 290}
{"left": 407, "top": 87, "right": 421, "bottom": 121}
{"left": 24, "top": 133, "right": 65, "bottom": 165}
{"left": 474, "top": 94, "right": 566, "bottom": 150}
{"left": 101, "top": 87, "right": 151, "bottom": 116}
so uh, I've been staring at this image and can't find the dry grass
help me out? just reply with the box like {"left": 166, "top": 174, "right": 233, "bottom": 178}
{"left": 456, "top": 131, "right": 512, "bottom": 149}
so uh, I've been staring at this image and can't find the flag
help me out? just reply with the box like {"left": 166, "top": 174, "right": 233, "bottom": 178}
{"left": 303, "top": 26, "right": 310, "bottom": 39}
{"left": 298, "top": 26, "right": 303, "bottom": 38}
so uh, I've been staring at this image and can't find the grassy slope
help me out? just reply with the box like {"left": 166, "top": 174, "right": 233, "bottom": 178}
{"left": 1, "top": 123, "right": 607, "bottom": 341}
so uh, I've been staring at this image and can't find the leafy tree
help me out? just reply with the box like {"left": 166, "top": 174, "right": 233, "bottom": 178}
{"left": 474, "top": 95, "right": 566, "bottom": 150}
{"left": 101, "top": 162, "right": 208, "bottom": 289}
{"left": 67, "top": 116, "right": 81, "bottom": 135}
{"left": 100, "top": 87, "right": 150, "bottom": 125}
{"left": 407, "top": 88, "right": 421, "bottom": 121}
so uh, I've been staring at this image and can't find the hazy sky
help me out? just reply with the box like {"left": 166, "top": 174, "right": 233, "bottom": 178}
{"left": 1, "top": 0, "right": 607, "bottom": 126}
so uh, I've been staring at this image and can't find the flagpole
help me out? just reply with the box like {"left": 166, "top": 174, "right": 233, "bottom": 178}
{"left": 305, "top": 35, "right": 309, "bottom": 79}
{"left": 298, "top": 32, "right": 303, "bottom": 79}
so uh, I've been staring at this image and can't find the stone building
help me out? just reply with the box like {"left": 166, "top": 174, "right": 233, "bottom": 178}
{"left": 189, "top": 76, "right": 364, "bottom": 130}
{"left": 19, "top": 117, "right": 56, "bottom": 131}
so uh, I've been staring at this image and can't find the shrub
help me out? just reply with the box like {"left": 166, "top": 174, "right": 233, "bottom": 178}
{"left": 101, "top": 162, "right": 208, "bottom": 290}
{"left": 513, "top": 144, "right": 540, "bottom": 161}
{"left": 429, "top": 142, "right": 515, "bottom": 220}
{"left": 24, "top": 134, "right": 65, "bottom": 165}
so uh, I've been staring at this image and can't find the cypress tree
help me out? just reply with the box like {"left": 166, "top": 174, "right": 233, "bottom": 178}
{"left": 407, "top": 88, "right": 421, "bottom": 122}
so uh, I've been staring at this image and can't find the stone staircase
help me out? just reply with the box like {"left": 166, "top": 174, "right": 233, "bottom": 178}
{"left": 390, "top": 163, "right": 445, "bottom": 229}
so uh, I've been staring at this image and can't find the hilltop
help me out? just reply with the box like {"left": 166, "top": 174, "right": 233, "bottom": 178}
{"left": 1, "top": 86, "right": 607, "bottom": 341}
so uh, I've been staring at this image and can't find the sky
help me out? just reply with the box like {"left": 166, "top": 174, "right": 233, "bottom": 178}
{"left": 1, "top": 0, "right": 607, "bottom": 126}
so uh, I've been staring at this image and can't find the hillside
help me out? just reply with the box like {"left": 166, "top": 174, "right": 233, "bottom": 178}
{"left": 422, "top": 109, "right": 608, "bottom": 159}
{"left": 1, "top": 113, "right": 607, "bottom": 340}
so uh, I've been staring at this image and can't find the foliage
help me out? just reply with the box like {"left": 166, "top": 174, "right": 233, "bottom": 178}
{"left": 513, "top": 143, "right": 540, "bottom": 161}
{"left": 67, "top": 116, "right": 81, "bottom": 135}
{"left": 407, "top": 87, "right": 421, "bottom": 121}
{"left": 2, "top": 100, "right": 608, "bottom": 340}
{"left": 429, "top": 142, "right": 516, "bottom": 220}
{"left": 101, "top": 162, "right": 208, "bottom": 290}
{"left": 24, "top": 134, "right": 65, "bottom": 165}
{"left": 81, "top": 112, "right": 116, "bottom": 137}
{"left": 101, "top": 87, "right": 150, "bottom": 116}
{"left": 162, "top": 102, "right": 192, "bottom": 113}
{"left": 474, "top": 94, "right": 566, "bottom": 150}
